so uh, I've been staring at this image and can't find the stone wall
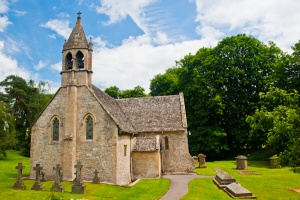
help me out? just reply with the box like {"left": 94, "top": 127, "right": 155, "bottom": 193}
{"left": 116, "top": 134, "right": 131, "bottom": 185}
{"left": 76, "top": 86, "right": 118, "bottom": 183}
{"left": 31, "top": 86, "right": 120, "bottom": 183}
{"left": 132, "top": 151, "right": 160, "bottom": 179}
{"left": 162, "top": 131, "right": 195, "bottom": 173}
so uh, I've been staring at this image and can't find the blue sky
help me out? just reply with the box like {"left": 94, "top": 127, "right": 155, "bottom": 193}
{"left": 1, "top": 0, "right": 300, "bottom": 93}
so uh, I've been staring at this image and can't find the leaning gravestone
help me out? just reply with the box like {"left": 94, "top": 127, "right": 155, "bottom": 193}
{"left": 50, "top": 164, "right": 64, "bottom": 192}
{"left": 92, "top": 169, "right": 100, "bottom": 184}
{"left": 13, "top": 163, "right": 26, "bottom": 190}
{"left": 72, "top": 161, "right": 86, "bottom": 194}
{"left": 31, "top": 164, "right": 44, "bottom": 190}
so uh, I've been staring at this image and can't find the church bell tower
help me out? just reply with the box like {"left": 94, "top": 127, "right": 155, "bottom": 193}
{"left": 61, "top": 11, "right": 93, "bottom": 88}
{"left": 60, "top": 12, "right": 93, "bottom": 180}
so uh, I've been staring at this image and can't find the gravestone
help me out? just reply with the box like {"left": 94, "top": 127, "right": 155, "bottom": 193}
{"left": 13, "top": 163, "right": 26, "bottom": 190}
{"left": 236, "top": 155, "right": 248, "bottom": 170}
{"left": 40, "top": 172, "right": 47, "bottom": 182}
{"left": 192, "top": 156, "right": 198, "bottom": 164}
{"left": 72, "top": 161, "right": 86, "bottom": 194}
{"left": 50, "top": 164, "right": 64, "bottom": 192}
{"left": 224, "top": 182, "right": 256, "bottom": 198}
{"left": 92, "top": 170, "right": 100, "bottom": 184}
{"left": 213, "top": 170, "right": 236, "bottom": 188}
{"left": 198, "top": 154, "right": 207, "bottom": 168}
{"left": 31, "top": 164, "right": 44, "bottom": 190}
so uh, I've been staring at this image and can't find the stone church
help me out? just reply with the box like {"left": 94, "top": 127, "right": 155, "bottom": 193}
{"left": 30, "top": 12, "right": 194, "bottom": 185}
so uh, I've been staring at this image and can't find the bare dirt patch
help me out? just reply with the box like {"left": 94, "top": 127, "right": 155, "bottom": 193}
{"left": 235, "top": 170, "right": 260, "bottom": 175}
{"left": 287, "top": 188, "right": 300, "bottom": 193}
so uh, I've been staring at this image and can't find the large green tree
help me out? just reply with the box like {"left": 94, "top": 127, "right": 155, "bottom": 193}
{"left": 151, "top": 34, "right": 283, "bottom": 157}
{"left": 246, "top": 87, "right": 300, "bottom": 166}
{"left": 105, "top": 85, "right": 148, "bottom": 99}
{"left": 150, "top": 68, "right": 179, "bottom": 96}
{"left": 0, "top": 75, "right": 53, "bottom": 156}
{"left": 0, "top": 101, "right": 16, "bottom": 157}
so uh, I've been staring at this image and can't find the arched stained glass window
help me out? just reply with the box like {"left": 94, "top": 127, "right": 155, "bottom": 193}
{"left": 53, "top": 118, "right": 59, "bottom": 141}
{"left": 165, "top": 136, "right": 169, "bottom": 150}
{"left": 86, "top": 116, "right": 93, "bottom": 140}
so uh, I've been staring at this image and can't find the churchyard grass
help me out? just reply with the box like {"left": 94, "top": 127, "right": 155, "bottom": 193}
{"left": 183, "top": 160, "right": 300, "bottom": 200}
{"left": 0, "top": 150, "right": 169, "bottom": 200}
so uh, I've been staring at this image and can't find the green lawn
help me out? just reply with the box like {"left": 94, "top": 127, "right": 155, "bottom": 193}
{"left": 0, "top": 150, "right": 169, "bottom": 200}
{"left": 182, "top": 160, "right": 300, "bottom": 200}
{"left": 2, "top": 151, "right": 300, "bottom": 200}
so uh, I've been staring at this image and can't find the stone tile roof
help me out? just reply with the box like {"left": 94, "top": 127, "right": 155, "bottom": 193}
{"left": 132, "top": 137, "right": 158, "bottom": 152}
{"left": 63, "top": 15, "right": 89, "bottom": 50}
{"left": 92, "top": 85, "right": 188, "bottom": 134}
{"left": 92, "top": 85, "right": 136, "bottom": 133}
{"left": 117, "top": 94, "right": 187, "bottom": 132}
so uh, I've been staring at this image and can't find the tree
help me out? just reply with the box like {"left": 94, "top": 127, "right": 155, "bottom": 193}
{"left": 0, "top": 75, "right": 53, "bottom": 156}
{"left": 104, "top": 86, "right": 121, "bottom": 99}
{"left": 105, "top": 85, "right": 148, "bottom": 99}
{"left": 274, "top": 40, "right": 300, "bottom": 92}
{"left": 121, "top": 86, "right": 148, "bottom": 98}
{"left": 152, "top": 34, "right": 283, "bottom": 157}
{"left": 247, "top": 87, "right": 300, "bottom": 166}
{"left": 150, "top": 67, "right": 179, "bottom": 96}
{"left": 0, "top": 101, "right": 16, "bottom": 157}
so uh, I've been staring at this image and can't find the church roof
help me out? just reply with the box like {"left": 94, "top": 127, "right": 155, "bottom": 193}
{"left": 117, "top": 93, "right": 188, "bottom": 133}
{"left": 92, "top": 85, "right": 188, "bottom": 134}
{"left": 63, "top": 12, "right": 89, "bottom": 50}
{"left": 92, "top": 85, "right": 136, "bottom": 134}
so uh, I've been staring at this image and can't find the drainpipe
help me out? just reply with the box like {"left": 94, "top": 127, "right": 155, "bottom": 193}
{"left": 161, "top": 131, "right": 164, "bottom": 174}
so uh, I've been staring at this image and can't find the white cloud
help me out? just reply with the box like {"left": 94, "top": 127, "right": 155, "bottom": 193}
{"left": 40, "top": 19, "right": 72, "bottom": 39}
{"left": 0, "top": 16, "right": 12, "bottom": 32}
{"left": 194, "top": 0, "right": 300, "bottom": 52}
{"left": 92, "top": 34, "right": 217, "bottom": 93}
{"left": 50, "top": 62, "right": 61, "bottom": 72}
{"left": 0, "top": 0, "right": 9, "bottom": 13}
{"left": 34, "top": 60, "right": 47, "bottom": 71}
{"left": 13, "top": 10, "right": 27, "bottom": 16}
{"left": 0, "top": 40, "right": 30, "bottom": 81}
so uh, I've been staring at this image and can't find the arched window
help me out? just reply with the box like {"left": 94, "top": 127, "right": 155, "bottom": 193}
{"left": 86, "top": 116, "right": 93, "bottom": 140}
{"left": 76, "top": 51, "right": 84, "bottom": 69}
{"left": 53, "top": 118, "right": 59, "bottom": 141}
{"left": 66, "top": 52, "right": 73, "bottom": 70}
{"left": 164, "top": 136, "right": 169, "bottom": 150}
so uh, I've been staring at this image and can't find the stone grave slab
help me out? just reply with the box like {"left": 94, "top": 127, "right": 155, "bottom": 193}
{"left": 92, "top": 170, "right": 100, "bottom": 184}
{"left": 224, "top": 182, "right": 256, "bottom": 198}
{"left": 213, "top": 170, "right": 236, "bottom": 188}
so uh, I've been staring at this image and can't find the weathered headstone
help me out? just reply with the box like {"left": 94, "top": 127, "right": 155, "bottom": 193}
{"left": 192, "top": 156, "right": 198, "bottom": 164}
{"left": 50, "top": 164, "right": 64, "bottom": 192}
{"left": 198, "top": 153, "right": 207, "bottom": 168}
{"left": 72, "top": 161, "right": 86, "bottom": 194}
{"left": 92, "top": 170, "right": 100, "bottom": 184}
{"left": 40, "top": 172, "right": 47, "bottom": 182}
{"left": 13, "top": 163, "right": 26, "bottom": 190}
{"left": 31, "top": 164, "right": 44, "bottom": 190}
{"left": 236, "top": 155, "right": 248, "bottom": 170}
